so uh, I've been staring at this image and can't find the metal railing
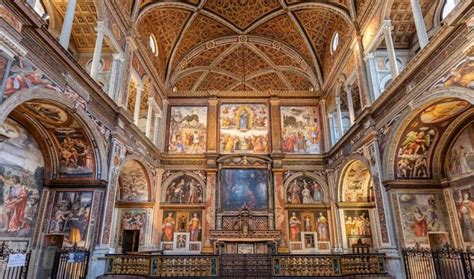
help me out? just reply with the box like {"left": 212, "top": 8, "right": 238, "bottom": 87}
{"left": 51, "top": 247, "right": 90, "bottom": 279}
{"left": 0, "top": 242, "right": 30, "bottom": 279}
{"left": 403, "top": 245, "right": 474, "bottom": 279}
{"left": 105, "top": 252, "right": 386, "bottom": 277}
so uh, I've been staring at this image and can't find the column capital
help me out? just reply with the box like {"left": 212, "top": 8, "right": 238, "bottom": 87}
{"left": 208, "top": 98, "right": 219, "bottom": 106}
{"left": 96, "top": 21, "right": 107, "bottom": 33}
{"left": 162, "top": 99, "right": 169, "bottom": 106}
{"left": 364, "top": 52, "right": 375, "bottom": 61}
{"left": 269, "top": 98, "right": 280, "bottom": 106}
{"left": 113, "top": 52, "right": 125, "bottom": 62}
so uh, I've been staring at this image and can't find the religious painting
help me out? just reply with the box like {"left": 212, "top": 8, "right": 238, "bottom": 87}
{"left": 286, "top": 176, "right": 324, "bottom": 204}
{"left": 174, "top": 233, "right": 188, "bottom": 250}
{"left": 49, "top": 191, "right": 93, "bottom": 247}
{"left": 162, "top": 211, "right": 176, "bottom": 242}
{"left": 118, "top": 160, "right": 149, "bottom": 202}
{"left": 161, "top": 210, "right": 202, "bottom": 243}
{"left": 220, "top": 169, "right": 269, "bottom": 210}
{"left": 280, "top": 106, "right": 322, "bottom": 154}
{"left": 118, "top": 209, "right": 147, "bottom": 245}
{"left": 343, "top": 210, "right": 372, "bottom": 247}
{"left": 453, "top": 186, "right": 474, "bottom": 243}
{"left": 54, "top": 127, "right": 94, "bottom": 176}
{"left": 0, "top": 118, "right": 44, "bottom": 237}
{"left": 446, "top": 123, "right": 474, "bottom": 181}
{"left": 288, "top": 211, "right": 330, "bottom": 242}
{"left": 21, "top": 102, "right": 70, "bottom": 126}
{"left": 395, "top": 99, "right": 470, "bottom": 179}
{"left": 163, "top": 175, "right": 204, "bottom": 204}
{"left": 341, "top": 161, "right": 374, "bottom": 202}
{"left": 397, "top": 192, "right": 449, "bottom": 247}
{"left": 428, "top": 232, "right": 450, "bottom": 250}
{"left": 435, "top": 57, "right": 474, "bottom": 89}
{"left": 187, "top": 211, "right": 202, "bottom": 242}
{"left": 2, "top": 56, "right": 61, "bottom": 100}
{"left": 168, "top": 106, "right": 207, "bottom": 154}
{"left": 220, "top": 104, "right": 270, "bottom": 153}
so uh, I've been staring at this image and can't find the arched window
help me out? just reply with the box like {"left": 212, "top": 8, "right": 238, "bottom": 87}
{"left": 330, "top": 32, "right": 340, "bottom": 55}
{"left": 441, "top": 0, "right": 457, "bottom": 20}
{"left": 148, "top": 34, "right": 158, "bottom": 56}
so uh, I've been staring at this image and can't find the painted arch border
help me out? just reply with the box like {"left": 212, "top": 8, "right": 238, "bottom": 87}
{"left": 0, "top": 89, "right": 109, "bottom": 180}
{"left": 336, "top": 154, "right": 373, "bottom": 203}
{"left": 160, "top": 170, "right": 207, "bottom": 203}
{"left": 283, "top": 171, "right": 329, "bottom": 204}
{"left": 382, "top": 86, "right": 474, "bottom": 181}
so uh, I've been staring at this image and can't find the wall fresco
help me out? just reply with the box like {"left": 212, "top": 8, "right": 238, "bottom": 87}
{"left": 118, "top": 160, "right": 149, "bottom": 202}
{"left": 341, "top": 161, "right": 373, "bottom": 202}
{"left": 446, "top": 122, "right": 474, "bottom": 181}
{"left": 163, "top": 175, "right": 204, "bottom": 204}
{"left": 168, "top": 106, "right": 207, "bottom": 154}
{"left": 0, "top": 118, "right": 44, "bottom": 238}
{"left": 48, "top": 191, "right": 93, "bottom": 247}
{"left": 280, "top": 106, "right": 322, "bottom": 154}
{"left": 286, "top": 175, "right": 324, "bottom": 204}
{"left": 343, "top": 210, "right": 373, "bottom": 248}
{"left": 220, "top": 104, "right": 269, "bottom": 153}
{"left": 395, "top": 99, "right": 470, "bottom": 179}
{"left": 118, "top": 209, "right": 147, "bottom": 245}
{"left": 453, "top": 186, "right": 474, "bottom": 243}
{"left": 397, "top": 192, "right": 449, "bottom": 248}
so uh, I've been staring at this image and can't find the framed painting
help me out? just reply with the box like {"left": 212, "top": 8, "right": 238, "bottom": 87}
{"left": 220, "top": 169, "right": 269, "bottom": 210}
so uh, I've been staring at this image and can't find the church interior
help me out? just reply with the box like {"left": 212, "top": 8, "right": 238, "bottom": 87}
{"left": 0, "top": 0, "right": 472, "bottom": 278}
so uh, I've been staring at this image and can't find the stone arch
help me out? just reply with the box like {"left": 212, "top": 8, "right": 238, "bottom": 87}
{"left": 382, "top": 86, "right": 474, "bottom": 181}
{"left": 0, "top": 90, "right": 108, "bottom": 180}
{"left": 283, "top": 171, "right": 328, "bottom": 204}
{"left": 117, "top": 159, "right": 152, "bottom": 203}
{"left": 337, "top": 156, "right": 374, "bottom": 203}
{"left": 160, "top": 171, "right": 206, "bottom": 204}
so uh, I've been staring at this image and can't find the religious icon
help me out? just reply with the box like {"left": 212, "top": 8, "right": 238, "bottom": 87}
{"left": 168, "top": 107, "right": 207, "bottom": 154}
{"left": 316, "top": 212, "right": 329, "bottom": 241}
{"left": 286, "top": 176, "right": 323, "bottom": 204}
{"left": 289, "top": 212, "right": 301, "bottom": 241}
{"left": 188, "top": 212, "right": 201, "bottom": 241}
{"left": 281, "top": 106, "right": 321, "bottom": 154}
{"left": 454, "top": 188, "right": 474, "bottom": 242}
{"left": 118, "top": 161, "right": 149, "bottom": 202}
{"left": 162, "top": 212, "right": 176, "bottom": 241}
{"left": 164, "top": 176, "right": 203, "bottom": 204}
{"left": 221, "top": 169, "right": 268, "bottom": 210}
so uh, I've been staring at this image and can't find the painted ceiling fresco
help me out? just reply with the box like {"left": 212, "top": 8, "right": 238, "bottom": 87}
{"left": 136, "top": 0, "right": 355, "bottom": 94}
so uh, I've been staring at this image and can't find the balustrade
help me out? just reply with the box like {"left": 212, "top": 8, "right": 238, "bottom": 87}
{"left": 105, "top": 253, "right": 386, "bottom": 277}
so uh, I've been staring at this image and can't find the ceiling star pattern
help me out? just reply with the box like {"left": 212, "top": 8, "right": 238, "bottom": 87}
{"left": 203, "top": 0, "right": 281, "bottom": 30}
{"left": 137, "top": 8, "right": 191, "bottom": 79}
{"left": 135, "top": 0, "right": 354, "bottom": 94}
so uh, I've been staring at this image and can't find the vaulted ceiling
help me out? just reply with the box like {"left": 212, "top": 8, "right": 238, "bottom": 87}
{"left": 135, "top": 0, "right": 354, "bottom": 95}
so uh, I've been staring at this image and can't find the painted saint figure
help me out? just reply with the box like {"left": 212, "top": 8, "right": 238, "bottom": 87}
{"left": 162, "top": 212, "right": 176, "bottom": 241}
{"left": 304, "top": 215, "right": 312, "bottom": 231}
{"left": 239, "top": 110, "right": 249, "bottom": 130}
{"left": 0, "top": 175, "right": 28, "bottom": 232}
{"left": 457, "top": 192, "right": 474, "bottom": 242}
{"left": 290, "top": 181, "right": 301, "bottom": 204}
{"left": 289, "top": 212, "right": 301, "bottom": 241}
{"left": 301, "top": 184, "right": 314, "bottom": 204}
{"left": 317, "top": 212, "right": 329, "bottom": 241}
{"left": 413, "top": 207, "right": 428, "bottom": 237}
{"left": 188, "top": 213, "right": 201, "bottom": 241}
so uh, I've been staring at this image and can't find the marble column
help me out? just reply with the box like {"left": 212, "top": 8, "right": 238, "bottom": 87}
{"left": 345, "top": 85, "right": 356, "bottom": 125}
{"left": 158, "top": 99, "right": 168, "bottom": 152}
{"left": 152, "top": 169, "right": 165, "bottom": 246}
{"left": 326, "top": 170, "right": 343, "bottom": 252}
{"left": 355, "top": 36, "right": 373, "bottom": 107}
{"left": 107, "top": 53, "right": 124, "bottom": 100}
{"left": 59, "top": 0, "right": 77, "bottom": 49}
{"left": 153, "top": 112, "right": 161, "bottom": 146}
{"left": 146, "top": 97, "right": 154, "bottom": 138}
{"left": 335, "top": 96, "right": 344, "bottom": 137}
{"left": 133, "top": 84, "right": 143, "bottom": 125}
{"left": 410, "top": 0, "right": 429, "bottom": 49}
{"left": 365, "top": 53, "right": 381, "bottom": 99}
{"left": 383, "top": 23, "right": 399, "bottom": 78}
{"left": 90, "top": 22, "right": 105, "bottom": 80}
{"left": 270, "top": 98, "right": 282, "bottom": 153}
